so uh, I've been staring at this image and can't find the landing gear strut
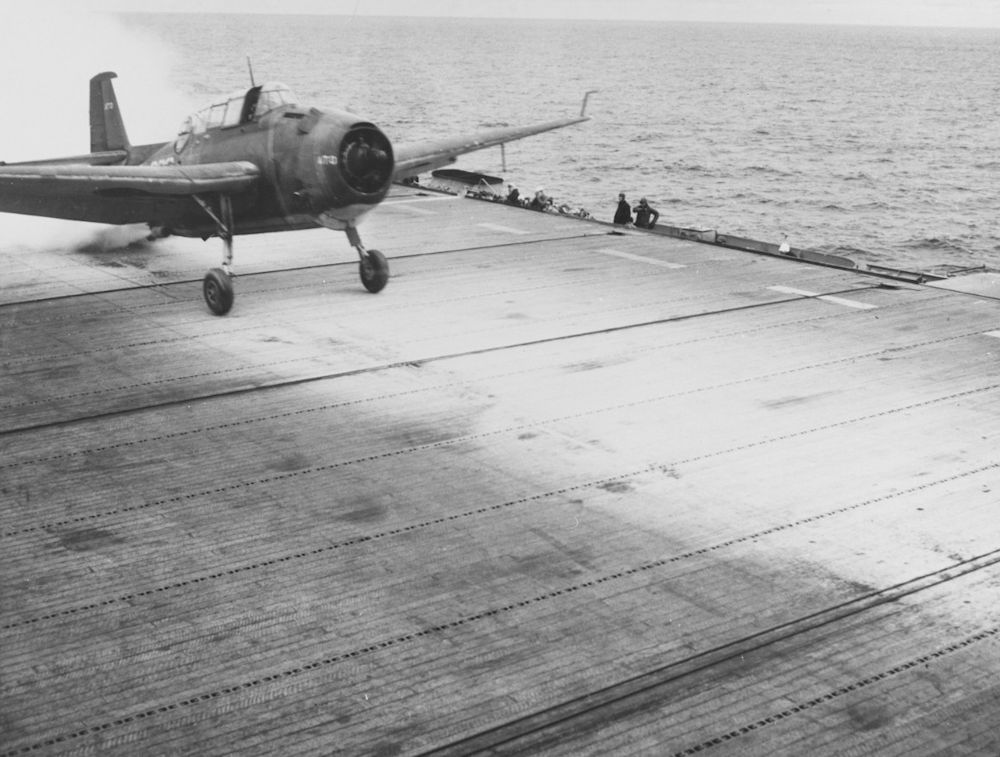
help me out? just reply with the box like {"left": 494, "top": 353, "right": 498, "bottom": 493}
{"left": 346, "top": 224, "right": 389, "bottom": 293}
{"left": 191, "top": 196, "right": 389, "bottom": 315}
{"left": 194, "top": 194, "right": 236, "bottom": 316}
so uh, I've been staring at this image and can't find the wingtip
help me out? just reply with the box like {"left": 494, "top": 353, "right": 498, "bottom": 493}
{"left": 580, "top": 90, "right": 599, "bottom": 118}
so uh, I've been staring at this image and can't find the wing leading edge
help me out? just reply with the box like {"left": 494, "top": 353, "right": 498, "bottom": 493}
{"left": 391, "top": 114, "right": 590, "bottom": 181}
{"left": 0, "top": 161, "right": 260, "bottom": 225}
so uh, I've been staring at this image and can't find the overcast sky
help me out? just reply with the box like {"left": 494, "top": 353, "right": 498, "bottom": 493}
{"left": 71, "top": 0, "right": 1000, "bottom": 29}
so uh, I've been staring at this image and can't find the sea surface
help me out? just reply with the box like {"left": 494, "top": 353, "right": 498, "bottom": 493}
{"left": 121, "top": 14, "right": 1000, "bottom": 272}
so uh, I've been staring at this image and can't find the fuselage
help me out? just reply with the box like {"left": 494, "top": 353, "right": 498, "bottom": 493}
{"left": 137, "top": 85, "right": 395, "bottom": 239}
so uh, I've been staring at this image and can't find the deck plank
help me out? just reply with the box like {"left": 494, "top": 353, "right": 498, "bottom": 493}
{"left": 3, "top": 191, "right": 1000, "bottom": 755}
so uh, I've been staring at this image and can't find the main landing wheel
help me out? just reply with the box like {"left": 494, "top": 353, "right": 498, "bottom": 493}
{"left": 203, "top": 268, "right": 234, "bottom": 316}
{"left": 359, "top": 249, "right": 389, "bottom": 293}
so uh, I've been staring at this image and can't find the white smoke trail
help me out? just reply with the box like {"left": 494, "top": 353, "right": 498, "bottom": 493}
{"left": 0, "top": 5, "right": 193, "bottom": 252}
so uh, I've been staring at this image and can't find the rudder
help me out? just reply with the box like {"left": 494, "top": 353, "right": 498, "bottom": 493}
{"left": 89, "top": 71, "right": 130, "bottom": 153}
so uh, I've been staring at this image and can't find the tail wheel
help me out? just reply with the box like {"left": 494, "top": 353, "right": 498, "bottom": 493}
{"left": 359, "top": 249, "right": 389, "bottom": 293}
{"left": 203, "top": 268, "right": 235, "bottom": 315}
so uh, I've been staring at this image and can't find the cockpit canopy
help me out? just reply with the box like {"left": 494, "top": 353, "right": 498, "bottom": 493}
{"left": 178, "top": 82, "right": 297, "bottom": 135}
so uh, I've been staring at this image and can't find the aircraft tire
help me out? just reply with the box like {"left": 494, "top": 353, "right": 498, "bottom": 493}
{"left": 203, "top": 268, "right": 235, "bottom": 315}
{"left": 359, "top": 249, "right": 389, "bottom": 293}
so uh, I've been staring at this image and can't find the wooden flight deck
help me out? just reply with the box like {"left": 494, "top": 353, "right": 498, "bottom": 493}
{"left": 2, "top": 186, "right": 999, "bottom": 755}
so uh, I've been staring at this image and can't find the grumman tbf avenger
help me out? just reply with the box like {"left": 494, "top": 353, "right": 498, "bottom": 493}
{"left": 0, "top": 72, "right": 593, "bottom": 314}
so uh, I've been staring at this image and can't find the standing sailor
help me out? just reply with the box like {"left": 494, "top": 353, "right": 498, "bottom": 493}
{"left": 633, "top": 197, "right": 660, "bottom": 229}
{"left": 613, "top": 193, "right": 632, "bottom": 225}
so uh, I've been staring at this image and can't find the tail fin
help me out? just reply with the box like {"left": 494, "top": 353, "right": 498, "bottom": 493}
{"left": 89, "top": 71, "right": 130, "bottom": 153}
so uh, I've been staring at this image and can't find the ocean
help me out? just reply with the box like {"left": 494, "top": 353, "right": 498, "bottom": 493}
{"left": 89, "top": 14, "right": 1000, "bottom": 271}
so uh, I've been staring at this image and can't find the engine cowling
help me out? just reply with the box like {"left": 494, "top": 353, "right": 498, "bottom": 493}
{"left": 338, "top": 124, "right": 394, "bottom": 196}
{"left": 297, "top": 115, "right": 395, "bottom": 226}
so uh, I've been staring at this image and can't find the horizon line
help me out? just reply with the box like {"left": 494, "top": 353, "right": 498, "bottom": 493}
{"left": 106, "top": 10, "right": 1000, "bottom": 31}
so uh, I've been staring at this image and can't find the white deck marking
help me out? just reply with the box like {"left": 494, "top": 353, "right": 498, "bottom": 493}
{"left": 478, "top": 223, "right": 531, "bottom": 235}
{"left": 769, "top": 285, "right": 878, "bottom": 310}
{"left": 540, "top": 427, "right": 598, "bottom": 450}
{"left": 382, "top": 196, "right": 459, "bottom": 214}
{"left": 384, "top": 195, "right": 460, "bottom": 205}
{"left": 595, "top": 248, "right": 685, "bottom": 269}
{"left": 388, "top": 203, "right": 436, "bottom": 215}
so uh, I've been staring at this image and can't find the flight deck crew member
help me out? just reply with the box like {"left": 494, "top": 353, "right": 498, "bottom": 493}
{"left": 613, "top": 193, "right": 632, "bottom": 225}
{"left": 633, "top": 197, "right": 660, "bottom": 229}
{"left": 530, "top": 187, "right": 552, "bottom": 211}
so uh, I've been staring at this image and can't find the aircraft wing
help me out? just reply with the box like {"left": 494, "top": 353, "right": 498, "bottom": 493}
{"left": 391, "top": 114, "right": 590, "bottom": 181}
{"left": 0, "top": 161, "right": 260, "bottom": 225}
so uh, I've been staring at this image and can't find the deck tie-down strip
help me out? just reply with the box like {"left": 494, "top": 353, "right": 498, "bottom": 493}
{"left": 4, "top": 456, "right": 997, "bottom": 632}
{"left": 669, "top": 624, "right": 1000, "bottom": 756}
{"left": 4, "top": 359, "right": 999, "bottom": 540}
{"left": 0, "top": 283, "right": 906, "bottom": 437}
{"left": 421, "top": 552, "right": 1000, "bottom": 756}
{"left": 7, "top": 531, "right": 1000, "bottom": 757}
